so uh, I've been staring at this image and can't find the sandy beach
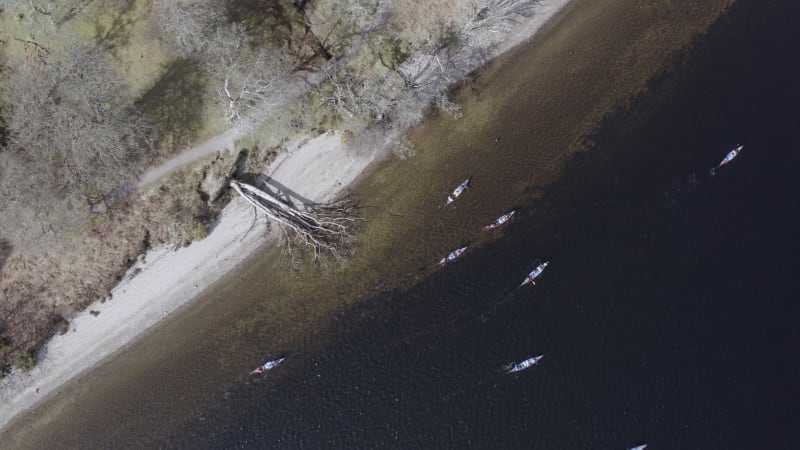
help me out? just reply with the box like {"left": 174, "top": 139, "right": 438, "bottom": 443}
{"left": 0, "top": 0, "right": 573, "bottom": 435}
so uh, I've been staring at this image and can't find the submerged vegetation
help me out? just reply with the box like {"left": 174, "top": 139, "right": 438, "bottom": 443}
{"left": 0, "top": 0, "right": 541, "bottom": 375}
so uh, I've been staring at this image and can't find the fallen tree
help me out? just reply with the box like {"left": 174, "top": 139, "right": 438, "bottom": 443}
{"left": 230, "top": 179, "right": 361, "bottom": 262}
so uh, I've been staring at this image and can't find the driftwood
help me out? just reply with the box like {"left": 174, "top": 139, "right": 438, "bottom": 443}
{"left": 230, "top": 180, "right": 360, "bottom": 262}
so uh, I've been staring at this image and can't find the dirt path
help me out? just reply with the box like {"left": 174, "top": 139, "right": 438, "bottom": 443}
{"left": 136, "top": 128, "right": 239, "bottom": 188}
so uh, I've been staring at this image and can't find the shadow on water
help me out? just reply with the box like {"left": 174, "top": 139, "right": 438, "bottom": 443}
{"left": 164, "top": 0, "right": 800, "bottom": 448}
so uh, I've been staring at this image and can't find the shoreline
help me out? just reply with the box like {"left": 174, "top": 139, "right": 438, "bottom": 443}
{"left": 0, "top": 0, "right": 573, "bottom": 435}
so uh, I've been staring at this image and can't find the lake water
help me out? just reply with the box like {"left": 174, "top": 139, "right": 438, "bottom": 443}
{"left": 167, "top": 1, "right": 800, "bottom": 447}
{"left": 5, "top": 0, "right": 800, "bottom": 448}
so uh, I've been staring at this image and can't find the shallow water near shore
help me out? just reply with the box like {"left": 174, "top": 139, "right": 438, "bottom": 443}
{"left": 4, "top": 0, "right": 800, "bottom": 448}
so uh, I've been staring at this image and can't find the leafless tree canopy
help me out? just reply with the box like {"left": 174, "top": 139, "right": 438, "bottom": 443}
{"left": 296, "top": 0, "right": 381, "bottom": 61}
{"left": 203, "top": 25, "right": 296, "bottom": 129}
{"left": 316, "top": 0, "right": 540, "bottom": 136}
{"left": 0, "top": 44, "right": 151, "bottom": 244}
{"left": 460, "top": 0, "right": 540, "bottom": 49}
{"left": 152, "top": 0, "right": 226, "bottom": 57}
{"left": 318, "top": 67, "right": 384, "bottom": 121}
{"left": 2, "top": 45, "right": 149, "bottom": 195}
{"left": 153, "top": 0, "right": 299, "bottom": 133}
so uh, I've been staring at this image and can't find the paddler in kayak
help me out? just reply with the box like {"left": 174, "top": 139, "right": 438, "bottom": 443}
{"left": 444, "top": 177, "right": 472, "bottom": 206}
{"left": 520, "top": 260, "right": 549, "bottom": 287}
{"left": 710, "top": 144, "right": 743, "bottom": 175}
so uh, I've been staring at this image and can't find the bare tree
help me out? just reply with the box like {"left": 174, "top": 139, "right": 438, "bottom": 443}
{"left": 459, "top": 0, "right": 540, "bottom": 49}
{"left": 153, "top": 1, "right": 299, "bottom": 133}
{"left": 203, "top": 25, "right": 296, "bottom": 130}
{"left": 375, "top": 42, "right": 460, "bottom": 130}
{"left": 0, "top": 44, "right": 151, "bottom": 244}
{"left": 315, "top": 39, "right": 463, "bottom": 131}
{"left": 152, "top": 0, "right": 226, "bottom": 57}
{"left": 317, "top": 66, "right": 386, "bottom": 121}
{"left": 2, "top": 45, "right": 149, "bottom": 195}
{"left": 398, "top": 50, "right": 453, "bottom": 95}
{"left": 302, "top": 0, "right": 381, "bottom": 59}
{"left": 379, "top": 0, "right": 540, "bottom": 131}
{"left": 231, "top": 180, "right": 360, "bottom": 262}
{"left": 394, "top": 0, "right": 540, "bottom": 92}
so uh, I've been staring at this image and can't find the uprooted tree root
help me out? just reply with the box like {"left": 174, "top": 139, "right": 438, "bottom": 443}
{"left": 230, "top": 180, "right": 362, "bottom": 265}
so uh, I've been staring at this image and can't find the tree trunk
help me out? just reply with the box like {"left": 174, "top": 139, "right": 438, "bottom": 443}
{"left": 230, "top": 179, "right": 360, "bottom": 262}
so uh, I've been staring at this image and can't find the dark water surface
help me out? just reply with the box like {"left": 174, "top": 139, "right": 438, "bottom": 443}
{"left": 168, "top": 1, "right": 800, "bottom": 448}
{"left": 5, "top": 0, "right": 800, "bottom": 448}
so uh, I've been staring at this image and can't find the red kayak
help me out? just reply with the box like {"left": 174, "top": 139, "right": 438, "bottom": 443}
{"left": 438, "top": 246, "right": 467, "bottom": 265}
{"left": 484, "top": 210, "right": 516, "bottom": 231}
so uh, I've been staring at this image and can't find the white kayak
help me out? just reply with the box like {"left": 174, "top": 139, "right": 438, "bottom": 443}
{"left": 250, "top": 357, "right": 285, "bottom": 375}
{"left": 445, "top": 177, "right": 472, "bottom": 206}
{"left": 505, "top": 354, "right": 544, "bottom": 373}
{"left": 520, "top": 260, "right": 549, "bottom": 287}
{"left": 439, "top": 246, "right": 468, "bottom": 265}
{"left": 484, "top": 209, "right": 516, "bottom": 231}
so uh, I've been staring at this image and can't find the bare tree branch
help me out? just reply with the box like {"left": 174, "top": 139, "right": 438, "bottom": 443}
{"left": 152, "top": 0, "right": 226, "bottom": 57}
{"left": 230, "top": 180, "right": 360, "bottom": 262}
{"left": 0, "top": 43, "right": 151, "bottom": 245}
{"left": 203, "top": 26, "right": 295, "bottom": 129}
{"left": 460, "top": 0, "right": 541, "bottom": 49}
{"left": 302, "top": 0, "right": 381, "bottom": 59}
